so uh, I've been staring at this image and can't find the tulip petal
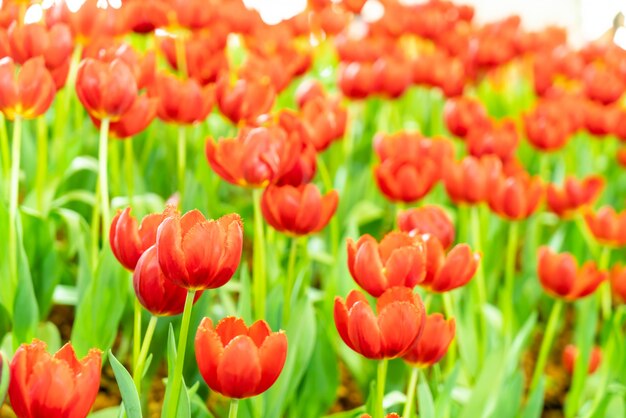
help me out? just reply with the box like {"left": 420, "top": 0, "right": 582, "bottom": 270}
{"left": 379, "top": 300, "right": 424, "bottom": 358}
{"left": 217, "top": 336, "right": 262, "bottom": 398}
{"left": 195, "top": 317, "right": 224, "bottom": 394}
{"left": 347, "top": 301, "right": 382, "bottom": 359}
{"left": 256, "top": 332, "right": 288, "bottom": 394}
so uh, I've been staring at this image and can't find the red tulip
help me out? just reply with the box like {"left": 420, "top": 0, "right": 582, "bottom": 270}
{"left": 334, "top": 287, "right": 426, "bottom": 359}
{"left": 195, "top": 316, "right": 287, "bottom": 398}
{"left": 134, "top": 245, "right": 202, "bottom": 316}
{"left": 75, "top": 58, "right": 138, "bottom": 121}
{"left": 46, "top": 0, "right": 126, "bottom": 44}
{"left": 373, "top": 56, "right": 413, "bottom": 98}
{"left": 443, "top": 155, "right": 502, "bottom": 205}
{"left": 360, "top": 414, "right": 400, "bottom": 418}
{"left": 338, "top": 61, "right": 378, "bottom": 99}
{"left": 206, "top": 126, "right": 299, "bottom": 188}
{"left": 545, "top": 175, "right": 604, "bottom": 218}
{"left": 584, "top": 206, "right": 626, "bottom": 247}
{"left": 123, "top": 0, "right": 169, "bottom": 33}
{"left": 443, "top": 96, "right": 489, "bottom": 139}
{"left": 466, "top": 118, "right": 519, "bottom": 162}
{"left": 524, "top": 101, "right": 573, "bottom": 151}
{"left": 168, "top": 0, "right": 217, "bottom": 30}
{"left": 584, "top": 100, "right": 617, "bottom": 136}
{"left": 375, "top": 157, "right": 439, "bottom": 203}
{"left": 9, "top": 340, "right": 101, "bottom": 418}
{"left": 347, "top": 232, "right": 427, "bottom": 297}
{"left": 215, "top": 73, "right": 276, "bottom": 124}
{"left": 421, "top": 236, "right": 479, "bottom": 292}
{"left": 106, "top": 95, "right": 158, "bottom": 139}
{"left": 583, "top": 65, "right": 625, "bottom": 105}
{"left": 403, "top": 313, "right": 455, "bottom": 367}
{"left": 562, "top": 344, "right": 601, "bottom": 375}
{"left": 295, "top": 79, "right": 326, "bottom": 108}
{"left": 271, "top": 110, "right": 317, "bottom": 187}
{"left": 156, "top": 210, "right": 243, "bottom": 290}
{"left": 300, "top": 96, "right": 347, "bottom": 152}
{"left": 7, "top": 22, "right": 73, "bottom": 70}
{"left": 537, "top": 246, "right": 606, "bottom": 300}
{"left": 0, "top": 57, "right": 55, "bottom": 120}
{"left": 488, "top": 172, "right": 543, "bottom": 220}
{"left": 619, "top": 146, "right": 626, "bottom": 169}
{"left": 261, "top": 184, "right": 338, "bottom": 236}
{"left": 83, "top": 42, "right": 155, "bottom": 91}
{"left": 397, "top": 205, "right": 455, "bottom": 250}
{"left": 149, "top": 72, "right": 214, "bottom": 125}
{"left": 109, "top": 207, "right": 171, "bottom": 271}
{"left": 610, "top": 264, "right": 626, "bottom": 303}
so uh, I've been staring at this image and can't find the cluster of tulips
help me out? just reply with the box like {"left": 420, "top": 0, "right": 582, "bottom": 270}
{"left": 1, "top": 0, "right": 626, "bottom": 417}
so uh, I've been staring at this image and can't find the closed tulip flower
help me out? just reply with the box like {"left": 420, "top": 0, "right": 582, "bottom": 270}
{"left": 397, "top": 205, "right": 455, "bottom": 250}
{"left": 562, "top": 344, "right": 601, "bottom": 374}
{"left": 75, "top": 58, "right": 138, "bottom": 121}
{"left": 546, "top": 175, "right": 604, "bottom": 218}
{"left": 149, "top": 72, "right": 214, "bottom": 124}
{"left": 488, "top": 172, "right": 543, "bottom": 220}
{"left": 583, "top": 65, "right": 625, "bottom": 105}
{"left": 584, "top": 206, "right": 626, "bottom": 247}
{"left": 9, "top": 340, "right": 101, "bottom": 418}
{"left": 301, "top": 96, "right": 347, "bottom": 152}
{"left": 537, "top": 246, "right": 606, "bottom": 300}
{"left": 195, "top": 316, "right": 287, "bottom": 399}
{"left": 443, "top": 155, "right": 502, "bottom": 205}
{"left": 156, "top": 210, "right": 243, "bottom": 290}
{"left": 375, "top": 158, "right": 439, "bottom": 203}
{"left": 261, "top": 184, "right": 338, "bottom": 236}
{"left": 338, "top": 61, "right": 379, "bottom": 100}
{"left": 403, "top": 313, "right": 455, "bottom": 367}
{"left": 466, "top": 119, "right": 519, "bottom": 162}
{"left": 215, "top": 73, "right": 276, "bottom": 124}
{"left": 0, "top": 57, "right": 55, "bottom": 120}
{"left": 584, "top": 100, "right": 617, "bottom": 136}
{"left": 347, "top": 232, "right": 427, "bottom": 297}
{"left": 443, "top": 96, "right": 489, "bottom": 138}
{"left": 7, "top": 22, "right": 73, "bottom": 71}
{"left": 421, "top": 236, "right": 479, "bottom": 292}
{"left": 334, "top": 287, "right": 426, "bottom": 359}
{"left": 524, "top": 101, "right": 573, "bottom": 151}
{"left": 134, "top": 246, "right": 202, "bottom": 316}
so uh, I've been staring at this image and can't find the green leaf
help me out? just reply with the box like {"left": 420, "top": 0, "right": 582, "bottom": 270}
{"left": 0, "top": 350, "right": 9, "bottom": 404}
{"left": 161, "top": 325, "right": 190, "bottom": 418}
{"left": 89, "top": 407, "right": 120, "bottom": 418}
{"left": 321, "top": 406, "right": 366, "bottom": 418}
{"left": 12, "top": 219, "right": 40, "bottom": 347}
{"left": 521, "top": 377, "right": 545, "bottom": 418}
{"left": 417, "top": 371, "right": 435, "bottom": 418}
{"left": 435, "top": 364, "right": 460, "bottom": 418}
{"left": 108, "top": 350, "right": 142, "bottom": 418}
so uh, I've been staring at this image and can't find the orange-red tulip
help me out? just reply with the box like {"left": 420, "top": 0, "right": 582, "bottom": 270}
{"left": 403, "top": 313, "right": 455, "bottom": 367}
{"left": 537, "top": 246, "right": 606, "bottom": 300}
{"left": 206, "top": 126, "right": 299, "bottom": 188}
{"left": 421, "top": 236, "right": 479, "bottom": 292}
{"left": 524, "top": 101, "right": 573, "bottom": 151}
{"left": 9, "top": 340, "right": 101, "bottom": 418}
{"left": 584, "top": 206, "right": 626, "bottom": 247}
{"left": 0, "top": 57, "right": 55, "bottom": 120}
{"left": 167, "top": 0, "right": 217, "bottom": 30}
{"left": 610, "top": 264, "right": 626, "bottom": 303}
{"left": 466, "top": 119, "right": 519, "bottom": 162}
{"left": 195, "top": 316, "right": 287, "bottom": 399}
{"left": 373, "top": 56, "right": 413, "bottom": 98}
{"left": 443, "top": 96, "right": 489, "bottom": 139}
{"left": 334, "top": 287, "right": 426, "bottom": 359}
{"left": 375, "top": 157, "right": 439, "bottom": 203}
{"left": 133, "top": 245, "right": 201, "bottom": 316}
{"left": 338, "top": 61, "right": 378, "bottom": 99}
{"left": 7, "top": 22, "right": 73, "bottom": 70}
{"left": 75, "top": 58, "right": 138, "bottom": 121}
{"left": 47, "top": 0, "right": 126, "bottom": 44}
{"left": 84, "top": 42, "right": 155, "bottom": 91}
{"left": 583, "top": 65, "right": 625, "bottom": 105}
{"left": 156, "top": 210, "right": 243, "bottom": 290}
{"left": 546, "top": 176, "right": 604, "bottom": 218}
{"left": 397, "top": 205, "right": 455, "bottom": 250}
{"left": 443, "top": 155, "right": 502, "bottom": 205}
{"left": 301, "top": 96, "right": 347, "bottom": 152}
{"left": 149, "top": 72, "right": 214, "bottom": 124}
{"left": 347, "top": 232, "right": 427, "bottom": 297}
{"left": 123, "top": 0, "right": 169, "bottom": 33}
{"left": 584, "top": 100, "right": 617, "bottom": 136}
{"left": 488, "top": 172, "right": 543, "bottom": 220}
{"left": 270, "top": 110, "right": 317, "bottom": 186}
{"left": 215, "top": 73, "right": 276, "bottom": 124}
{"left": 295, "top": 79, "right": 326, "bottom": 108}
{"left": 618, "top": 146, "right": 626, "bottom": 169}
{"left": 107, "top": 95, "right": 158, "bottom": 139}
{"left": 562, "top": 344, "right": 601, "bottom": 374}
{"left": 261, "top": 184, "right": 338, "bottom": 236}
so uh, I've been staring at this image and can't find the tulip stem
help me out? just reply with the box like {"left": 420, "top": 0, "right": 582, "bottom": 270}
{"left": 442, "top": 292, "right": 457, "bottom": 372}
{"left": 529, "top": 298, "right": 563, "bottom": 392}
{"left": 575, "top": 214, "right": 599, "bottom": 258}
{"left": 175, "top": 33, "right": 188, "bottom": 78}
{"left": 167, "top": 290, "right": 196, "bottom": 418}
{"left": 471, "top": 206, "right": 488, "bottom": 358}
{"left": 402, "top": 366, "right": 419, "bottom": 418}
{"left": 283, "top": 237, "right": 299, "bottom": 325}
{"left": 177, "top": 126, "right": 186, "bottom": 207}
{"left": 252, "top": 189, "right": 267, "bottom": 320}
{"left": 133, "top": 315, "right": 158, "bottom": 394}
{"left": 35, "top": 117, "right": 48, "bottom": 214}
{"left": 375, "top": 359, "right": 388, "bottom": 418}
{"left": 98, "top": 118, "right": 111, "bottom": 243}
{"left": 228, "top": 399, "right": 239, "bottom": 418}
{"left": 599, "top": 246, "right": 612, "bottom": 320}
{"left": 8, "top": 116, "right": 23, "bottom": 286}
{"left": 124, "top": 138, "right": 135, "bottom": 205}
{"left": 317, "top": 157, "right": 339, "bottom": 258}
{"left": 0, "top": 114, "right": 9, "bottom": 186}
{"left": 503, "top": 221, "right": 519, "bottom": 339}
{"left": 133, "top": 298, "right": 142, "bottom": 377}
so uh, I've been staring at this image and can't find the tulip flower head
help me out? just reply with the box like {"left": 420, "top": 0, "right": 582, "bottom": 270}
{"left": 0, "top": 57, "right": 55, "bottom": 120}
{"left": 443, "top": 155, "right": 502, "bottom": 205}
{"left": 537, "top": 246, "right": 607, "bottom": 300}
{"left": 546, "top": 176, "right": 604, "bottom": 218}
{"left": 488, "top": 172, "right": 543, "bottom": 220}
{"left": 9, "top": 340, "right": 101, "bottom": 418}
{"left": 334, "top": 287, "right": 426, "bottom": 359}
{"left": 443, "top": 96, "right": 489, "bottom": 138}
{"left": 524, "top": 101, "right": 573, "bottom": 151}
{"left": 195, "top": 316, "right": 287, "bottom": 399}
{"left": 215, "top": 72, "right": 276, "bottom": 124}
{"left": 156, "top": 210, "right": 243, "bottom": 290}
{"left": 403, "top": 313, "right": 455, "bottom": 367}
{"left": 421, "top": 236, "right": 480, "bottom": 292}
{"left": 149, "top": 72, "right": 214, "bottom": 125}
{"left": 397, "top": 205, "right": 456, "bottom": 249}
{"left": 466, "top": 118, "right": 519, "bottom": 162}
{"left": 584, "top": 206, "right": 626, "bottom": 247}
{"left": 562, "top": 344, "right": 601, "bottom": 375}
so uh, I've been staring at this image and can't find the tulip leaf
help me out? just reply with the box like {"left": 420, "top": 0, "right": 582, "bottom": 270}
{"left": 161, "top": 324, "right": 191, "bottom": 418}
{"left": 88, "top": 407, "right": 120, "bottom": 418}
{"left": 108, "top": 350, "right": 142, "bottom": 418}
{"left": 434, "top": 364, "right": 460, "bottom": 418}
{"left": 0, "top": 351, "right": 9, "bottom": 404}
{"left": 521, "top": 376, "right": 545, "bottom": 418}
{"left": 417, "top": 371, "right": 435, "bottom": 418}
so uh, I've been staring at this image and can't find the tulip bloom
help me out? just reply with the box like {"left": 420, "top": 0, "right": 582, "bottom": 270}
{"left": 397, "top": 205, "right": 455, "bottom": 250}
{"left": 0, "top": 57, "right": 55, "bottom": 120}
{"left": 149, "top": 72, "right": 214, "bottom": 124}
{"left": 403, "top": 313, "right": 455, "bottom": 367}
{"left": 106, "top": 95, "right": 158, "bottom": 139}
{"left": 300, "top": 96, "right": 347, "bottom": 152}
{"left": 466, "top": 119, "right": 519, "bottom": 162}
{"left": 9, "top": 340, "right": 101, "bottom": 418}
{"left": 421, "top": 236, "right": 480, "bottom": 292}
{"left": 443, "top": 96, "right": 489, "bottom": 138}
{"left": 524, "top": 101, "right": 572, "bottom": 151}
{"left": 583, "top": 65, "right": 625, "bottom": 105}
{"left": 488, "top": 173, "right": 543, "bottom": 220}
{"left": 261, "top": 184, "right": 338, "bottom": 236}
{"left": 347, "top": 232, "right": 427, "bottom": 297}
{"left": 375, "top": 158, "right": 439, "bottom": 203}
{"left": 75, "top": 58, "right": 138, "bottom": 121}
{"left": 334, "top": 287, "right": 426, "bottom": 359}
{"left": 6, "top": 22, "right": 73, "bottom": 74}
{"left": 537, "top": 247, "right": 606, "bottom": 300}
{"left": 584, "top": 206, "right": 626, "bottom": 247}
{"left": 443, "top": 155, "right": 502, "bottom": 205}
{"left": 610, "top": 264, "right": 626, "bottom": 303}
{"left": 110, "top": 207, "right": 171, "bottom": 271}
{"left": 546, "top": 176, "right": 604, "bottom": 218}
{"left": 206, "top": 126, "right": 299, "bottom": 187}
{"left": 134, "top": 246, "right": 202, "bottom": 316}
{"left": 338, "top": 62, "right": 379, "bottom": 99}
{"left": 562, "top": 344, "right": 601, "bottom": 374}
{"left": 195, "top": 316, "right": 287, "bottom": 399}
{"left": 156, "top": 210, "right": 243, "bottom": 290}
{"left": 215, "top": 73, "right": 276, "bottom": 124}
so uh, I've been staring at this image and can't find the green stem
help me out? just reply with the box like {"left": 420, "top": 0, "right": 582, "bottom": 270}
{"left": 98, "top": 118, "right": 111, "bottom": 242}
{"left": 442, "top": 292, "right": 457, "bottom": 370}
{"left": 177, "top": 126, "right": 186, "bottom": 207}
{"left": 375, "top": 359, "right": 388, "bottom": 418}
{"left": 109, "top": 135, "right": 121, "bottom": 197}
{"left": 283, "top": 237, "right": 299, "bottom": 324}
{"left": 575, "top": 215, "right": 599, "bottom": 258}
{"left": 228, "top": 399, "right": 239, "bottom": 418}
{"left": 599, "top": 246, "right": 612, "bottom": 320}
{"left": 470, "top": 206, "right": 488, "bottom": 355}
{"left": 252, "top": 188, "right": 267, "bottom": 320}
{"left": 8, "top": 116, "right": 23, "bottom": 284}
{"left": 529, "top": 299, "right": 564, "bottom": 391}
{"left": 175, "top": 34, "right": 188, "bottom": 77}
{"left": 402, "top": 366, "right": 419, "bottom": 418}
{"left": 90, "top": 179, "right": 101, "bottom": 265}
{"left": 503, "top": 221, "right": 520, "bottom": 338}
{"left": 133, "top": 315, "right": 158, "bottom": 393}
{"left": 317, "top": 157, "right": 339, "bottom": 258}
{"left": 124, "top": 138, "right": 135, "bottom": 205}
{"left": 35, "top": 117, "right": 47, "bottom": 214}
{"left": 166, "top": 290, "right": 196, "bottom": 418}
{"left": 133, "top": 298, "right": 142, "bottom": 378}
{"left": 0, "top": 114, "right": 10, "bottom": 191}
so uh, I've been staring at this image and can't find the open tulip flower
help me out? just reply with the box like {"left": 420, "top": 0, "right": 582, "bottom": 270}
{"left": 195, "top": 316, "right": 287, "bottom": 399}
{"left": 403, "top": 313, "right": 456, "bottom": 367}
{"left": 562, "top": 344, "right": 602, "bottom": 375}
{"left": 149, "top": 72, "right": 215, "bottom": 124}
{"left": 215, "top": 72, "right": 276, "bottom": 124}
{"left": 546, "top": 175, "right": 604, "bottom": 218}
{"left": 397, "top": 205, "right": 456, "bottom": 250}
{"left": 443, "top": 96, "right": 489, "bottom": 138}
{"left": 584, "top": 206, "right": 626, "bottom": 247}
{"left": 443, "top": 155, "right": 502, "bottom": 205}
{"left": 347, "top": 232, "right": 427, "bottom": 297}
{"left": 9, "top": 340, "right": 101, "bottom": 418}
{"left": 421, "top": 235, "right": 480, "bottom": 292}
{"left": 0, "top": 57, "right": 56, "bottom": 120}
{"left": 537, "top": 247, "right": 606, "bottom": 300}
{"left": 488, "top": 172, "right": 543, "bottom": 220}
{"left": 466, "top": 118, "right": 519, "bottom": 162}
{"left": 524, "top": 100, "right": 573, "bottom": 151}
{"left": 334, "top": 287, "right": 426, "bottom": 359}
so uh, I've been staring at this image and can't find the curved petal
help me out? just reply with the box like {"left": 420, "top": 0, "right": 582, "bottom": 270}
{"left": 256, "top": 332, "right": 288, "bottom": 395}
{"left": 347, "top": 301, "right": 382, "bottom": 359}
{"left": 217, "top": 336, "right": 262, "bottom": 398}
{"left": 195, "top": 317, "right": 224, "bottom": 394}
